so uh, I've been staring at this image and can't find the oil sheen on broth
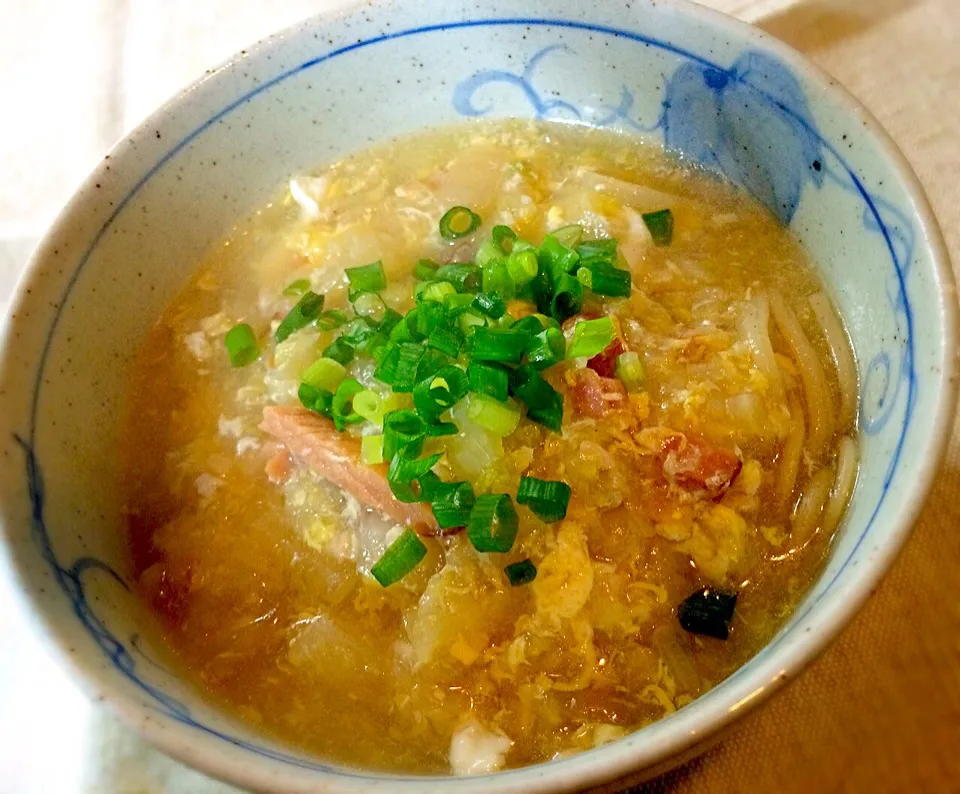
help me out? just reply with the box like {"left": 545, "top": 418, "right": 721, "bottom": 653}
{"left": 123, "top": 121, "right": 859, "bottom": 775}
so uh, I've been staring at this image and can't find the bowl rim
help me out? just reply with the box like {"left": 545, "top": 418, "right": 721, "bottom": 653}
{"left": 0, "top": 0, "right": 956, "bottom": 791}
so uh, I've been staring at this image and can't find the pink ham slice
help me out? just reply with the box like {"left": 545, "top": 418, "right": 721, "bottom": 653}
{"left": 260, "top": 405, "right": 437, "bottom": 529}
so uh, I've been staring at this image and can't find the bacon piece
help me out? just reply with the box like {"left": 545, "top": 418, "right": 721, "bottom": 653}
{"left": 260, "top": 405, "right": 437, "bottom": 528}
{"left": 660, "top": 435, "right": 742, "bottom": 499}
{"left": 569, "top": 367, "right": 629, "bottom": 418}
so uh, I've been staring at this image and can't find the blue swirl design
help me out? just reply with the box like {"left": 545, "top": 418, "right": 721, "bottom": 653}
{"left": 12, "top": 17, "right": 917, "bottom": 778}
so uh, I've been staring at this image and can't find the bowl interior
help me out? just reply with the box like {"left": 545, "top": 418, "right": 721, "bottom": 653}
{"left": 0, "top": 1, "right": 953, "bottom": 792}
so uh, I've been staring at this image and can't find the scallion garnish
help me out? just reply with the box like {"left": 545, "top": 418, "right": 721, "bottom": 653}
{"left": 466, "top": 393, "right": 522, "bottom": 436}
{"left": 331, "top": 378, "right": 365, "bottom": 431}
{"left": 516, "top": 476, "right": 571, "bottom": 523}
{"left": 382, "top": 410, "right": 426, "bottom": 461}
{"left": 578, "top": 264, "right": 632, "bottom": 298}
{"left": 506, "top": 249, "right": 539, "bottom": 287}
{"left": 439, "top": 206, "right": 482, "bottom": 240}
{"left": 323, "top": 336, "right": 355, "bottom": 366}
{"left": 298, "top": 382, "right": 333, "bottom": 416}
{"left": 360, "top": 434, "right": 385, "bottom": 465}
{"left": 387, "top": 450, "right": 443, "bottom": 502}
{"left": 551, "top": 224, "right": 584, "bottom": 249}
{"left": 469, "top": 327, "right": 531, "bottom": 364}
{"left": 467, "top": 361, "right": 509, "bottom": 401}
{"left": 275, "top": 290, "right": 325, "bottom": 342}
{"left": 419, "top": 280, "right": 458, "bottom": 304}
{"left": 224, "top": 323, "right": 259, "bottom": 367}
{"left": 548, "top": 273, "right": 583, "bottom": 322}
{"left": 300, "top": 357, "right": 346, "bottom": 393}
{"left": 467, "top": 493, "right": 519, "bottom": 553}
{"left": 429, "top": 480, "right": 476, "bottom": 529}
{"left": 414, "top": 258, "right": 439, "bottom": 281}
{"left": 482, "top": 261, "right": 516, "bottom": 299}
{"left": 426, "top": 326, "right": 463, "bottom": 358}
{"left": 345, "top": 260, "right": 387, "bottom": 296}
{"left": 642, "top": 208, "right": 674, "bottom": 246}
{"left": 615, "top": 351, "right": 646, "bottom": 392}
{"left": 525, "top": 327, "right": 565, "bottom": 370}
{"left": 538, "top": 234, "right": 580, "bottom": 276}
{"left": 677, "top": 588, "right": 738, "bottom": 640}
{"left": 492, "top": 224, "right": 517, "bottom": 254}
{"left": 567, "top": 317, "right": 616, "bottom": 359}
{"left": 473, "top": 292, "right": 506, "bottom": 320}
{"left": 435, "top": 263, "right": 482, "bottom": 293}
{"left": 504, "top": 558, "right": 537, "bottom": 586}
{"left": 317, "top": 309, "right": 349, "bottom": 331}
{"left": 353, "top": 390, "right": 385, "bottom": 425}
{"left": 510, "top": 365, "right": 563, "bottom": 431}
{"left": 376, "top": 342, "right": 424, "bottom": 392}
{"left": 371, "top": 529, "right": 427, "bottom": 587}
{"left": 352, "top": 291, "right": 387, "bottom": 321}
{"left": 282, "top": 278, "right": 311, "bottom": 297}
{"left": 413, "top": 366, "right": 468, "bottom": 422}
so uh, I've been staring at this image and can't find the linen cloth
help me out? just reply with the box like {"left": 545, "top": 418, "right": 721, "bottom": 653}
{"left": 0, "top": 1, "right": 957, "bottom": 792}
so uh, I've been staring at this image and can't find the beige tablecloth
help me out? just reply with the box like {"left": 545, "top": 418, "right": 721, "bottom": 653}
{"left": 0, "top": 1, "right": 958, "bottom": 792}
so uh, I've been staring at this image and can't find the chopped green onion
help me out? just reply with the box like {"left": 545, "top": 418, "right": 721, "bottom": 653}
{"left": 578, "top": 264, "right": 632, "bottom": 298}
{"left": 466, "top": 394, "right": 522, "bottom": 436}
{"left": 339, "top": 317, "right": 378, "bottom": 349}
{"left": 444, "top": 293, "right": 476, "bottom": 316}
{"left": 482, "top": 261, "right": 516, "bottom": 299}
{"left": 504, "top": 558, "right": 537, "bottom": 586}
{"left": 345, "top": 260, "right": 387, "bottom": 296}
{"left": 458, "top": 310, "right": 488, "bottom": 336}
{"left": 375, "top": 342, "right": 424, "bottom": 392}
{"left": 615, "top": 351, "right": 646, "bottom": 392}
{"left": 439, "top": 206, "right": 481, "bottom": 240}
{"left": 413, "top": 366, "right": 469, "bottom": 422}
{"left": 331, "top": 378, "right": 365, "bottom": 431}
{"left": 410, "top": 301, "right": 447, "bottom": 339}
{"left": 473, "top": 292, "right": 506, "bottom": 320}
{"left": 469, "top": 327, "right": 532, "bottom": 364}
{"left": 283, "top": 278, "right": 311, "bottom": 297}
{"left": 436, "top": 263, "right": 482, "bottom": 293}
{"left": 426, "top": 326, "right": 463, "bottom": 358}
{"left": 642, "top": 208, "right": 674, "bottom": 246}
{"left": 382, "top": 410, "right": 426, "bottom": 460}
{"left": 361, "top": 434, "right": 385, "bottom": 465}
{"left": 323, "top": 337, "right": 355, "bottom": 366}
{"left": 429, "top": 480, "right": 475, "bottom": 529}
{"left": 317, "top": 309, "right": 349, "bottom": 331}
{"left": 224, "top": 323, "right": 259, "bottom": 367}
{"left": 352, "top": 291, "right": 387, "bottom": 321}
{"left": 678, "top": 588, "right": 738, "bottom": 640}
{"left": 525, "top": 327, "right": 566, "bottom": 370}
{"left": 551, "top": 224, "right": 584, "bottom": 248}
{"left": 548, "top": 273, "right": 583, "bottom": 322}
{"left": 415, "top": 258, "right": 439, "bottom": 281}
{"left": 467, "top": 361, "right": 509, "bottom": 402}
{"left": 506, "top": 249, "right": 539, "bottom": 287}
{"left": 510, "top": 315, "right": 546, "bottom": 336}
{"left": 474, "top": 238, "right": 503, "bottom": 269}
{"left": 517, "top": 476, "right": 571, "bottom": 522}
{"left": 419, "top": 281, "right": 458, "bottom": 304}
{"left": 276, "top": 290, "right": 324, "bottom": 343}
{"left": 467, "top": 494, "right": 519, "bottom": 553}
{"left": 298, "top": 383, "right": 333, "bottom": 416}
{"left": 425, "top": 420, "right": 458, "bottom": 437}
{"left": 538, "top": 234, "right": 580, "bottom": 276}
{"left": 378, "top": 308, "right": 404, "bottom": 335}
{"left": 301, "top": 357, "right": 346, "bottom": 393}
{"left": 371, "top": 529, "right": 427, "bottom": 587}
{"left": 387, "top": 451, "right": 443, "bottom": 502}
{"left": 577, "top": 238, "right": 618, "bottom": 259}
{"left": 415, "top": 348, "right": 453, "bottom": 383}
{"left": 511, "top": 365, "right": 563, "bottom": 432}
{"left": 567, "top": 317, "right": 616, "bottom": 359}
{"left": 492, "top": 225, "right": 518, "bottom": 254}
{"left": 353, "top": 389, "right": 385, "bottom": 425}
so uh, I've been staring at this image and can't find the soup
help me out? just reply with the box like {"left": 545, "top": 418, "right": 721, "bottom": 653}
{"left": 123, "top": 121, "right": 858, "bottom": 774}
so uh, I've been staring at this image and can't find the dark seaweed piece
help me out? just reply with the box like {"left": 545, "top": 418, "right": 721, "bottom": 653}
{"left": 677, "top": 588, "right": 738, "bottom": 640}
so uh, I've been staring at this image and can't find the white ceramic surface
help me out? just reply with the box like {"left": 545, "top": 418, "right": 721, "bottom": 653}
{"left": 0, "top": 0, "right": 955, "bottom": 792}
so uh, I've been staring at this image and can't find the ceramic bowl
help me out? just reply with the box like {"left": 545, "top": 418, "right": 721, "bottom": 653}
{"left": 0, "top": 0, "right": 955, "bottom": 791}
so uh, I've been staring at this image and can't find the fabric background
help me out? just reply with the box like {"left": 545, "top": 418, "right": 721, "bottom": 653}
{"left": 0, "top": 1, "right": 957, "bottom": 792}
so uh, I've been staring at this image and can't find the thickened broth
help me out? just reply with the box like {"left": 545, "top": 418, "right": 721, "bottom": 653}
{"left": 123, "top": 121, "right": 858, "bottom": 774}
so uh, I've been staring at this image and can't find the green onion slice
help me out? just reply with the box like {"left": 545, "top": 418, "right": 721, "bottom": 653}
{"left": 567, "top": 317, "right": 616, "bottom": 359}
{"left": 345, "top": 260, "right": 387, "bottom": 296}
{"left": 426, "top": 326, "right": 463, "bottom": 358}
{"left": 420, "top": 281, "right": 458, "bottom": 304}
{"left": 467, "top": 361, "right": 509, "bottom": 401}
{"left": 517, "top": 476, "right": 571, "bottom": 523}
{"left": 616, "top": 351, "right": 646, "bottom": 392}
{"left": 382, "top": 410, "right": 426, "bottom": 461}
{"left": 469, "top": 327, "right": 531, "bottom": 364}
{"left": 282, "top": 278, "right": 311, "bottom": 297}
{"left": 525, "top": 327, "right": 565, "bottom": 370}
{"left": 300, "top": 357, "right": 346, "bottom": 393}
{"left": 538, "top": 233, "right": 580, "bottom": 276}
{"left": 317, "top": 309, "right": 349, "bottom": 331}
{"left": 436, "top": 263, "right": 482, "bottom": 293}
{"left": 504, "top": 558, "right": 537, "bottom": 586}
{"left": 642, "top": 208, "right": 674, "bottom": 246}
{"left": 353, "top": 389, "right": 385, "bottom": 425}
{"left": 551, "top": 224, "right": 584, "bottom": 248}
{"left": 467, "top": 493, "right": 519, "bottom": 553}
{"left": 473, "top": 292, "right": 506, "bottom": 320}
{"left": 415, "top": 258, "right": 439, "bottom": 281}
{"left": 298, "top": 383, "right": 333, "bottom": 417}
{"left": 225, "top": 323, "right": 259, "bottom": 367}
{"left": 375, "top": 342, "right": 425, "bottom": 392}
{"left": 361, "top": 434, "right": 385, "bottom": 465}
{"left": 387, "top": 450, "right": 443, "bottom": 502}
{"left": 466, "top": 394, "right": 522, "bottom": 437}
{"left": 439, "top": 205, "right": 482, "bottom": 240}
{"left": 578, "top": 264, "right": 632, "bottom": 298}
{"left": 511, "top": 365, "right": 563, "bottom": 432}
{"left": 428, "top": 480, "right": 476, "bottom": 529}
{"left": 548, "top": 273, "right": 583, "bottom": 322}
{"left": 506, "top": 249, "right": 539, "bottom": 287}
{"left": 331, "top": 378, "right": 365, "bottom": 431}
{"left": 353, "top": 291, "right": 387, "bottom": 321}
{"left": 371, "top": 529, "right": 428, "bottom": 587}
{"left": 413, "top": 366, "right": 469, "bottom": 422}
{"left": 492, "top": 225, "right": 518, "bottom": 254}
{"left": 322, "top": 336, "right": 355, "bottom": 366}
{"left": 276, "top": 290, "right": 324, "bottom": 343}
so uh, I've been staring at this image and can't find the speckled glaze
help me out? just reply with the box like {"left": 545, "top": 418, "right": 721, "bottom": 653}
{"left": 0, "top": 1, "right": 955, "bottom": 792}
